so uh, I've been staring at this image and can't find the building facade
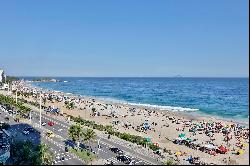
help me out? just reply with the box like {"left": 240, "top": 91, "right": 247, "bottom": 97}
{"left": 0, "top": 69, "right": 6, "bottom": 83}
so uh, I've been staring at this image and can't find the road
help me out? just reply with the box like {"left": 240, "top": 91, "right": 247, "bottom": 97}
{"left": 1, "top": 102, "right": 162, "bottom": 165}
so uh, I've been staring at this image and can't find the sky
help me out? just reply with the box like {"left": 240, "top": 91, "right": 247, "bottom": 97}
{"left": 0, "top": 0, "right": 249, "bottom": 77}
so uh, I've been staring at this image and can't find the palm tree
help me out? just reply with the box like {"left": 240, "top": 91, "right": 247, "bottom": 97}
{"left": 35, "top": 143, "right": 54, "bottom": 165}
{"left": 105, "top": 125, "right": 115, "bottom": 135}
{"left": 42, "top": 97, "right": 46, "bottom": 106}
{"left": 82, "top": 128, "right": 96, "bottom": 149}
{"left": 68, "top": 125, "right": 83, "bottom": 148}
{"left": 91, "top": 107, "right": 96, "bottom": 116}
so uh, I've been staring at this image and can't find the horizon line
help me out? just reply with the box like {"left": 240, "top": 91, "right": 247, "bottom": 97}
{"left": 11, "top": 75, "right": 249, "bottom": 78}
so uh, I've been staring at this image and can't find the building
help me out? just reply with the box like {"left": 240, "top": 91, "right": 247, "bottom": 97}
{"left": 0, "top": 129, "right": 11, "bottom": 164}
{"left": 0, "top": 69, "right": 6, "bottom": 84}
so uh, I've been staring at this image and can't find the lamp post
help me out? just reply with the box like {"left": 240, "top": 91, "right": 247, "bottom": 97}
{"left": 30, "top": 110, "right": 32, "bottom": 123}
{"left": 97, "top": 138, "right": 101, "bottom": 154}
{"left": 15, "top": 90, "right": 17, "bottom": 104}
{"left": 39, "top": 93, "right": 42, "bottom": 127}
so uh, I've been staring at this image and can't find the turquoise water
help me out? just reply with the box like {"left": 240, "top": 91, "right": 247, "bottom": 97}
{"left": 26, "top": 77, "right": 249, "bottom": 122}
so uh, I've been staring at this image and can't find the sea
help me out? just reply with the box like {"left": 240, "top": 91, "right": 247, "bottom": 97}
{"left": 22, "top": 77, "right": 249, "bottom": 123}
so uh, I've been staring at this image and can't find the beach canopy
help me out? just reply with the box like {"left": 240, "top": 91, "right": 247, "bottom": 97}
{"left": 186, "top": 138, "right": 192, "bottom": 142}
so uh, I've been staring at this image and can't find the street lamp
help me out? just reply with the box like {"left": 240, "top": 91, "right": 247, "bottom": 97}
{"left": 15, "top": 90, "right": 17, "bottom": 104}
{"left": 97, "top": 138, "right": 101, "bottom": 154}
{"left": 29, "top": 110, "right": 32, "bottom": 123}
{"left": 39, "top": 93, "right": 42, "bottom": 127}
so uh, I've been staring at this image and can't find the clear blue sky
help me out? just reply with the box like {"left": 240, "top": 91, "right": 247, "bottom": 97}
{"left": 0, "top": 0, "right": 249, "bottom": 77}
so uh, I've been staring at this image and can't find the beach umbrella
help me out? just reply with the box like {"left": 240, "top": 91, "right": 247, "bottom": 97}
{"left": 219, "top": 146, "right": 227, "bottom": 153}
{"left": 237, "top": 149, "right": 244, "bottom": 155}
{"left": 242, "top": 143, "right": 248, "bottom": 147}
{"left": 175, "top": 151, "right": 182, "bottom": 156}
{"left": 179, "top": 133, "right": 185, "bottom": 138}
{"left": 175, "top": 137, "right": 185, "bottom": 141}
{"left": 145, "top": 137, "right": 151, "bottom": 142}
{"left": 154, "top": 142, "right": 160, "bottom": 147}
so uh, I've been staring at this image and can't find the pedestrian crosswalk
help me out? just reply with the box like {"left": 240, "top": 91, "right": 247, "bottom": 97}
{"left": 52, "top": 150, "right": 76, "bottom": 164}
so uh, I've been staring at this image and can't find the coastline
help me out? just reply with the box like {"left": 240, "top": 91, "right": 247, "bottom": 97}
{"left": 27, "top": 81, "right": 249, "bottom": 126}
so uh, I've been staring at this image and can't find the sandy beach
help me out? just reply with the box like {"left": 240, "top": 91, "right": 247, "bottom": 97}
{"left": 2, "top": 80, "right": 249, "bottom": 165}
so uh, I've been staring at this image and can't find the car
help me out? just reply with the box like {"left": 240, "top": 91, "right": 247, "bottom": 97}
{"left": 65, "top": 146, "right": 69, "bottom": 152}
{"left": 4, "top": 117, "right": 9, "bottom": 121}
{"left": 41, "top": 122, "right": 46, "bottom": 126}
{"left": 46, "top": 131, "right": 55, "bottom": 138}
{"left": 22, "top": 130, "right": 29, "bottom": 135}
{"left": 129, "top": 160, "right": 136, "bottom": 165}
{"left": 58, "top": 128, "right": 63, "bottom": 132}
{"left": 105, "top": 160, "right": 114, "bottom": 165}
{"left": 110, "top": 147, "right": 124, "bottom": 154}
{"left": 48, "top": 121, "right": 55, "bottom": 126}
{"left": 116, "top": 155, "right": 131, "bottom": 164}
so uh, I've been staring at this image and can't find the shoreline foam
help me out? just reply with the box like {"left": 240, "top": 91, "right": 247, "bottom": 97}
{"left": 29, "top": 81, "right": 249, "bottom": 125}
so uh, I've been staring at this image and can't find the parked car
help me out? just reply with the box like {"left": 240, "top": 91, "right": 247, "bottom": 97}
{"left": 46, "top": 131, "right": 55, "bottom": 138}
{"left": 65, "top": 146, "right": 69, "bottom": 152}
{"left": 116, "top": 155, "right": 131, "bottom": 164}
{"left": 129, "top": 160, "right": 136, "bottom": 165}
{"left": 41, "top": 122, "right": 46, "bottom": 126}
{"left": 4, "top": 117, "right": 9, "bottom": 121}
{"left": 110, "top": 147, "right": 124, "bottom": 155}
{"left": 48, "top": 121, "right": 55, "bottom": 126}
